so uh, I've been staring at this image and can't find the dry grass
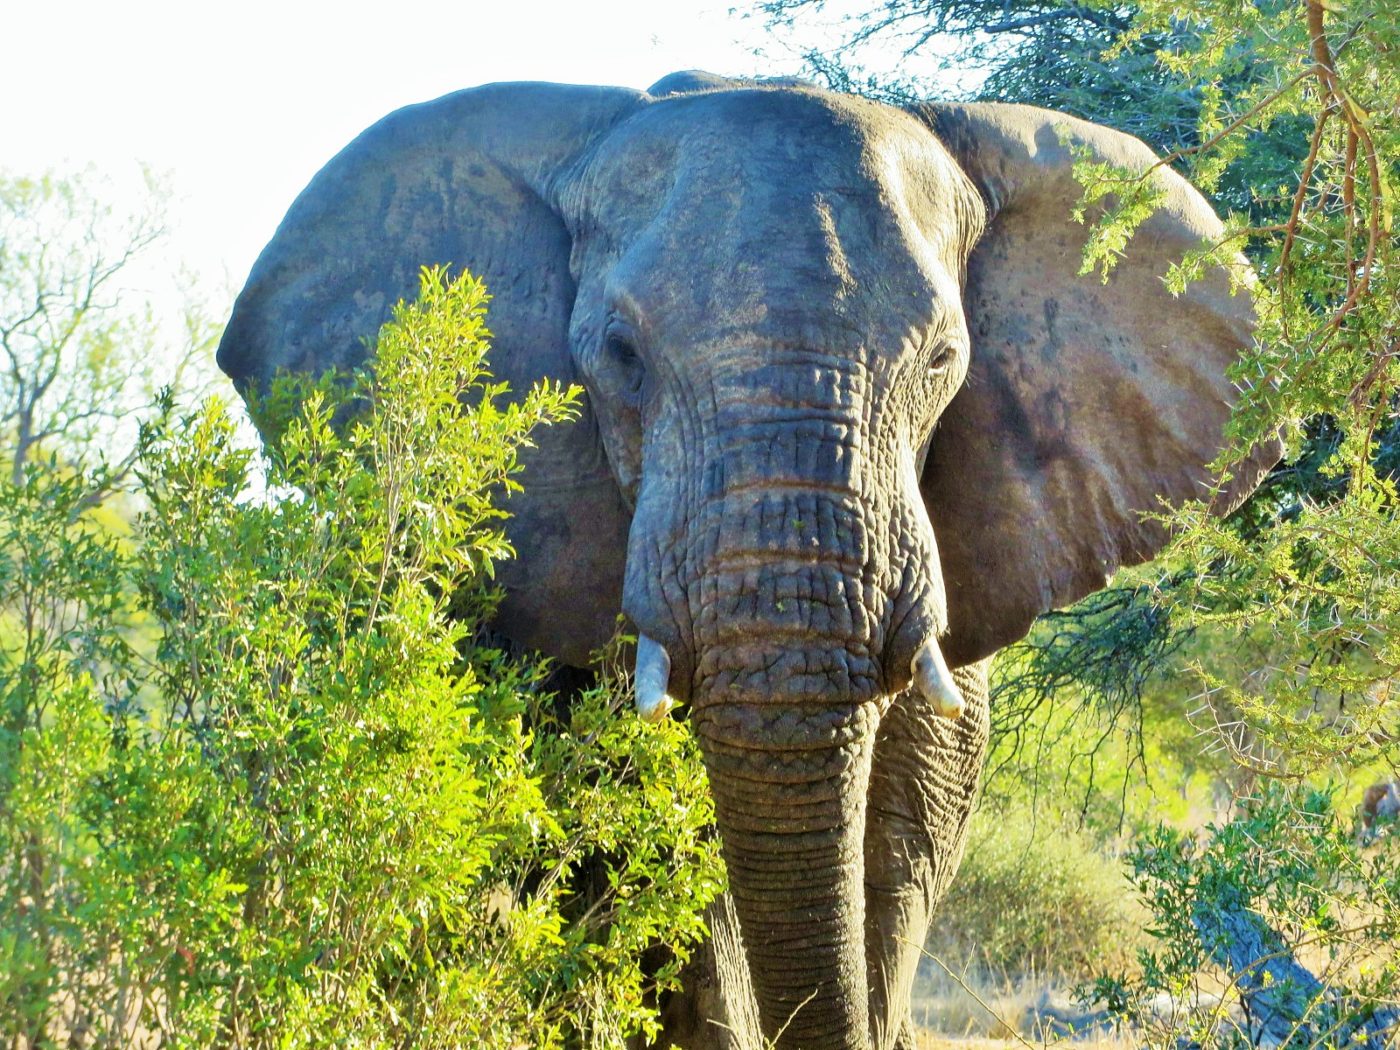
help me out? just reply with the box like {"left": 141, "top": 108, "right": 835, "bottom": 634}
{"left": 925, "top": 807, "right": 1148, "bottom": 980}
{"left": 910, "top": 965, "right": 1128, "bottom": 1046}
{"left": 914, "top": 1038, "right": 1134, "bottom": 1050}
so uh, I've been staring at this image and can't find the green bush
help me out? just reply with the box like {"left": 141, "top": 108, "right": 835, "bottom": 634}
{"left": 926, "top": 804, "right": 1144, "bottom": 979}
{"left": 1090, "top": 786, "right": 1400, "bottom": 1050}
{"left": 0, "top": 268, "right": 722, "bottom": 1048}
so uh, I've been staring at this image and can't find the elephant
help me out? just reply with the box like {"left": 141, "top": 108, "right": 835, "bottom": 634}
{"left": 216, "top": 70, "right": 1279, "bottom": 1050}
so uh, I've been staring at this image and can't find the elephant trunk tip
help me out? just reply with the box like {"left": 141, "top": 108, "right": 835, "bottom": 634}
{"left": 912, "top": 637, "right": 964, "bottom": 720}
{"left": 635, "top": 634, "right": 677, "bottom": 721}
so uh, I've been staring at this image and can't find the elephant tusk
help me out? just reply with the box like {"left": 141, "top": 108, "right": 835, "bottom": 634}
{"left": 634, "top": 634, "right": 676, "bottom": 722}
{"left": 911, "top": 638, "right": 964, "bottom": 720}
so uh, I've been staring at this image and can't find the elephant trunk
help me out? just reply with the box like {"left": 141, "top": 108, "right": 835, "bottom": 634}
{"left": 684, "top": 505, "right": 894, "bottom": 1047}
{"left": 694, "top": 682, "right": 880, "bottom": 1050}
{"left": 624, "top": 353, "right": 950, "bottom": 1049}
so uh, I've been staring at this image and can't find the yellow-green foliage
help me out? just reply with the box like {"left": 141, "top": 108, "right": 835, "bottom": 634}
{"left": 0, "top": 268, "right": 722, "bottom": 1048}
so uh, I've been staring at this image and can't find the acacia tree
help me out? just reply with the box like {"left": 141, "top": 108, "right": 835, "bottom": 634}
{"left": 759, "top": 0, "right": 1398, "bottom": 766}
{"left": 0, "top": 169, "right": 216, "bottom": 490}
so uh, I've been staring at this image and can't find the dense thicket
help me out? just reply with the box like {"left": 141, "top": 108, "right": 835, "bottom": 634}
{"left": 0, "top": 269, "right": 721, "bottom": 1047}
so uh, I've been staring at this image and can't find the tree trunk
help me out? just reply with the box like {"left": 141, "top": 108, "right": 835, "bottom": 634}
{"left": 1192, "top": 889, "right": 1400, "bottom": 1048}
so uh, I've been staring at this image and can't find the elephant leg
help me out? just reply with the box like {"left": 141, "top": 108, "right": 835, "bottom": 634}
{"left": 864, "top": 659, "right": 991, "bottom": 1050}
{"left": 651, "top": 894, "right": 763, "bottom": 1050}
{"left": 649, "top": 942, "right": 725, "bottom": 1050}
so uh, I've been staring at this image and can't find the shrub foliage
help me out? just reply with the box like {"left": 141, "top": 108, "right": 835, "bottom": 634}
{"left": 1095, "top": 787, "right": 1400, "bottom": 1050}
{"left": 0, "top": 268, "right": 722, "bottom": 1048}
{"left": 926, "top": 805, "right": 1144, "bottom": 979}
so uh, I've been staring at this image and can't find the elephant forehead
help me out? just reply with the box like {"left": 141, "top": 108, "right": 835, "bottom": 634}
{"left": 576, "top": 92, "right": 973, "bottom": 353}
{"left": 583, "top": 87, "right": 977, "bottom": 252}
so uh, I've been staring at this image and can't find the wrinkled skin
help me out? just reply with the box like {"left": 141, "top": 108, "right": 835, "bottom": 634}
{"left": 218, "top": 71, "right": 1277, "bottom": 1050}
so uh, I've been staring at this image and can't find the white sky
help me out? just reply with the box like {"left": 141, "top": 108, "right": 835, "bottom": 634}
{"left": 2, "top": 0, "right": 820, "bottom": 301}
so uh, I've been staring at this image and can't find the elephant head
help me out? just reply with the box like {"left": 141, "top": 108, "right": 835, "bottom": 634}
{"left": 218, "top": 72, "right": 1276, "bottom": 1050}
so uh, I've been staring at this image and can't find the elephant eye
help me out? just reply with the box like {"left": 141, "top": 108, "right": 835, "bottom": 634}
{"left": 927, "top": 344, "right": 954, "bottom": 375}
{"left": 604, "top": 327, "right": 646, "bottom": 401}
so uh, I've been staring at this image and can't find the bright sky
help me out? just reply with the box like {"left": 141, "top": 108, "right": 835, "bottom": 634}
{"left": 2, "top": 0, "right": 824, "bottom": 307}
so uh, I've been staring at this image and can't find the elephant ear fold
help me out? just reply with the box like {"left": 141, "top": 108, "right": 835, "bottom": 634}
{"left": 218, "top": 82, "right": 647, "bottom": 666}
{"left": 908, "top": 102, "right": 1279, "bottom": 666}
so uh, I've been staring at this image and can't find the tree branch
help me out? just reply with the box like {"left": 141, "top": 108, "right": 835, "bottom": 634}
{"left": 982, "top": 5, "right": 1123, "bottom": 34}
{"left": 1193, "top": 891, "right": 1400, "bottom": 1049}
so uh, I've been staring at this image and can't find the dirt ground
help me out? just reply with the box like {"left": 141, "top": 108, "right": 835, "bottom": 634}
{"left": 915, "top": 1039, "right": 1130, "bottom": 1050}
{"left": 909, "top": 971, "right": 1136, "bottom": 1050}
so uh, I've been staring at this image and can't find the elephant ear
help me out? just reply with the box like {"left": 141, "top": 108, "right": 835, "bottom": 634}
{"left": 217, "top": 82, "right": 647, "bottom": 666}
{"left": 909, "top": 102, "right": 1280, "bottom": 666}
